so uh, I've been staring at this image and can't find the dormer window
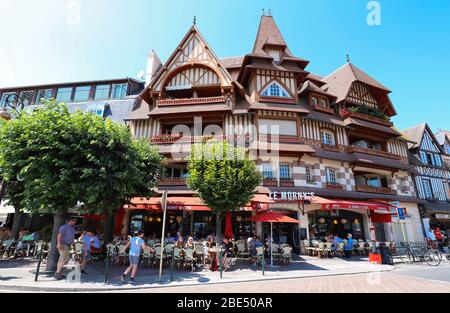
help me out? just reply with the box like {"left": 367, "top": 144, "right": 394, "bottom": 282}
{"left": 321, "top": 130, "right": 335, "bottom": 146}
{"left": 310, "top": 94, "right": 329, "bottom": 108}
{"left": 267, "top": 49, "right": 281, "bottom": 62}
{"left": 261, "top": 81, "right": 290, "bottom": 98}
{"left": 311, "top": 97, "right": 318, "bottom": 106}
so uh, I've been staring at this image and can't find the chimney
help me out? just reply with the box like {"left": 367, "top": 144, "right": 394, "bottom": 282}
{"left": 145, "top": 50, "right": 162, "bottom": 87}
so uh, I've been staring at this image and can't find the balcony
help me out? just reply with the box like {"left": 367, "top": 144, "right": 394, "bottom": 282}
{"left": 347, "top": 146, "right": 402, "bottom": 160}
{"left": 263, "top": 179, "right": 278, "bottom": 187}
{"left": 156, "top": 96, "right": 225, "bottom": 106}
{"left": 257, "top": 96, "right": 297, "bottom": 104}
{"left": 356, "top": 185, "right": 396, "bottom": 195}
{"left": 313, "top": 104, "right": 335, "bottom": 115}
{"left": 159, "top": 178, "right": 187, "bottom": 186}
{"left": 322, "top": 143, "right": 341, "bottom": 153}
{"left": 340, "top": 110, "right": 393, "bottom": 127}
{"left": 326, "top": 182, "right": 343, "bottom": 190}
{"left": 280, "top": 179, "right": 295, "bottom": 187}
{"left": 150, "top": 135, "right": 226, "bottom": 144}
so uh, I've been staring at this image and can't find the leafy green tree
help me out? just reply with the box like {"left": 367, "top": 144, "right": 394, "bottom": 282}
{"left": 187, "top": 140, "right": 262, "bottom": 241}
{"left": 0, "top": 101, "right": 163, "bottom": 271}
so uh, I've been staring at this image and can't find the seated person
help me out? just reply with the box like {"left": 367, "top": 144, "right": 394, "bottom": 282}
{"left": 221, "top": 237, "right": 233, "bottom": 271}
{"left": 185, "top": 237, "right": 195, "bottom": 249}
{"left": 175, "top": 236, "right": 185, "bottom": 248}
{"left": 248, "top": 235, "right": 257, "bottom": 257}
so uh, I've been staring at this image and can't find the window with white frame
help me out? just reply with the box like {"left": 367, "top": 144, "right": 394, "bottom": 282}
{"left": 422, "top": 179, "right": 433, "bottom": 199}
{"left": 19, "top": 90, "right": 34, "bottom": 106}
{"left": 261, "top": 82, "right": 290, "bottom": 98}
{"left": 434, "top": 154, "right": 442, "bottom": 167}
{"left": 258, "top": 119, "right": 298, "bottom": 136}
{"left": 0, "top": 92, "right": 16, "bottom": 107}
{"left": 36, "top": 89, "right": 53, "bottom": 104}
{"left": 321, "top": 130, "right": 335, "bottom": 145}
{"left": 325, "top": 168, "right": 337, "bottom": 184}
{"left": 279, "top": 164, "right": 291, "bottom": 180}
{"left": 261, "top": 163, "right": 274, "bottom": 179}
{"left": 305, "top": 166, "right": 313, "bottom": 183}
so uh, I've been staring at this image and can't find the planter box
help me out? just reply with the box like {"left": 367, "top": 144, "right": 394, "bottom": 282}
{"left": 356, "top": 185, "right": 396, "bottom": 195}
{"left": 280, "top": 180, "right": 295, "bottom": 187}
{"left": 342, "top": 111, "right": 393, "bottom": 127}
{"left": 263, "top": 179, "right": 278, "bottom": 187}
{"left": 313, "top": 105, "right": 335, "bottom": 114}
{"left": 326, "top": 183, "right": 343, "bottom": 190}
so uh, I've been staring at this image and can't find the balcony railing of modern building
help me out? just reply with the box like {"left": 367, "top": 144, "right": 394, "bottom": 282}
{"left": 158, "top": 178, "right": 187, "bottom": 186}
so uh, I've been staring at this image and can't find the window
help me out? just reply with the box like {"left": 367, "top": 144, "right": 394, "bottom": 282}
{"left": 261, "top": 82, "right": 290, "bottom": 98}
{"left": 261, "top": 163, "right": 274, "bottom": 179}
{"left": 419, "top": 151, "right": 428, "bottom": 164}
{"left": 19, "top": 90, "right": 34, "bottom": 106}
{"left": 319, "top": 99, "right": 328, "bottom": 108}
{"left": 311, "top": 97, "right": 318, "bottom": 106}
{"left": 325, "top": 168, "right": 337, "bottom": 184}
{"left": 36, "top": 89, "right": 53, "bottom": 104}
{"left": 258, "top": 119, "right": 297, "bottom": 136}
{"left": 0, "top": 92, "right": 16, "bottom": 107}
{"left": 86, "top": 103, "right": 106, "bottom": 117}
{"left": 434, "top": 154, "right": 442, "bottom": 167}
{"left": 426, "top": 153, "right": 436, "bottom": 166}
{"left": 56, "top": 87, "right": 73, "bottom": 102}
{"left": 321, "top": 130, "right": 335, "bottom": 145}
{"left": 113, "top": 83, "right": 127, "bottom": 99}
{"left": 94, "top": 85, "right": 111, "bottom": 100}
{"left": 367, "top": 177, "right": 382, "bottom": 188}
{"left": 73, "top": 86, "right": 91, "bottom": 102}
{"left": 305, "top": 166, "right": 313, "bottom": 183}
{"left": 422, "top": 179, "right": 433, "bottom": 199}
{"left": 352, "top": 140, "right": 369, "bottom": 149}
{"left": 267, "top": 49, "right": 281, "bottom": 62}
{"left": 279, "top": 164, "right": 291, "bottom": 180}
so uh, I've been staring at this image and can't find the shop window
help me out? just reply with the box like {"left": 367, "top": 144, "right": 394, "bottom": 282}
{"left": 325, "top": 168, "right": 337, "bottom": 184}
{"left": 321, "top": 130, "right": 335, "bottom": 145}
{"left": 279, "top": 164, "right": 291, "bottom": 180}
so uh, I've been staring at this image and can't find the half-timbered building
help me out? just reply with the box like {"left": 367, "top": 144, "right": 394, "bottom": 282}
{"left": 123, "top": 14, "right": 426, "bottom": 247}
{"left": 402, "top": 124, "right": 450, "bottom": 231}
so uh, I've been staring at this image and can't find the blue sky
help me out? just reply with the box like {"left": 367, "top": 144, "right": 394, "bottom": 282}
{"left": 0, "top": 0, "right": 449, "bottom": 132}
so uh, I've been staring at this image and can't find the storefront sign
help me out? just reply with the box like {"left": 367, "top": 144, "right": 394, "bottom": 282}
{"left": 269, "top": 191, "right": 315, "bottom": 202}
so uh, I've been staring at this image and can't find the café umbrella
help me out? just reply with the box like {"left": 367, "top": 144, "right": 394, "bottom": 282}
{"left": 251, "top": 211, "right": 299, "bottom": 268}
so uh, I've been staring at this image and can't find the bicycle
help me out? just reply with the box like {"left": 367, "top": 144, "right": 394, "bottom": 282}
{"left": 398, "top": 242, "right": 442, "bottom": 266}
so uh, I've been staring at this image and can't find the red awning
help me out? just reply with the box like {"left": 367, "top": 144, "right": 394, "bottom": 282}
{"left": 312, "top": 197, "right": 394, "bottom": 211}
{"left": 251, "top": 211, "right": 299, "bottom": 223}
{"left": 125, "top": 195, "right": 273, "bottom": 212}
{"left": 371, "top": 212, "right": 393, "bottom": 223}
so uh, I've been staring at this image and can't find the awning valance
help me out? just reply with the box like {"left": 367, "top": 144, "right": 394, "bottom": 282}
{"left": 312, "top": 197, "right": 394, "bottom": 211}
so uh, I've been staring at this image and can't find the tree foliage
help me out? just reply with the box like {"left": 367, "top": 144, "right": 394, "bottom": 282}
{"left": 187, "top": 140, "right": 262, "bottom": 213}
{"left": 0, "top": 100, "right": 164, "bottom": 215}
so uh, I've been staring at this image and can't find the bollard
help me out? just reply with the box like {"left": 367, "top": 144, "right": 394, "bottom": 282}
{"left": 219, "top": 249, "right": 223, "bottom": 279}
{"left": 104, "top": 246, "right": 111, "bottom": 284}
{"left": 34, "top": 242, "right": 45, "bottom": 282}
{"left": 170, "top": 247, "right": 174, "bottom": 282}
{"left": 262, "top": 253, "right": 265, "bottom": 276}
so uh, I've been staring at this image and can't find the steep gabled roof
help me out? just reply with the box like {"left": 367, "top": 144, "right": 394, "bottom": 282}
{"left": 139, "top": 25, "right": 238, "bottom": 104}
{"left": 252, "top": 15, "right": 292, "bottom": 56}
{"left": 299, "top": 80, "right": 337, "bottom": 99}
{"left": 322, "top": 62, "right": 395, "bottom": 116}
{"left": 401, "top": 123, "right": 445, "bottom": 153}
{"left": 435, "top": 130, "right": 450, "bottom": 146}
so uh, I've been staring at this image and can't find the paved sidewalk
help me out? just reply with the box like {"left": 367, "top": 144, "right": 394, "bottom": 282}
{"left": 0, "top": 256, "right": 395, "bottom": 292}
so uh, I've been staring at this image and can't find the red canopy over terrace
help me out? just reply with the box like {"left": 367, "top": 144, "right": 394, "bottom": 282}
{"left": 311, "top": 197, "right": 396, "bottom": 212}
{"left": 124, "top": 194, "right": 274, "bottom": 212}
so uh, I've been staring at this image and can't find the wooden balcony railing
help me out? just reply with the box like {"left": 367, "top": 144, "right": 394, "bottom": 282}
{"left": 157, "top": 96, "right": 226, "bottom": 106}
{"left": 346, "top": 146, "right": 402, "bottom": 160}
{"left": 159, "top": 178, "right": 187, "bottom": 186}
{"left": 313, "top": 105, "right": 335, "bottom": 114}
{"left": 280, "top": 179, "right": 295, "bottom": 187}
{"left": 356, "top": 185, "right": 396, "bottom": 195}
{"left": 326, "top": 182, "right": 343, "bottom": 190}
{"left": 263, "top": 179, "right": 278, "bottom": 187}
{"left": 322, "top": 144, "right": 341, "bottom": 153}
{"left": 258, "top": 96, "right": 297, "bottom": 104}
{"left": 150, "top": 135, "right": 226, "bottom": 144}
{"left": 341, "top": 111, "right": 393, "bottom": 127}
{"left": 258, "top": 135, "right": 300, "bottom": 144}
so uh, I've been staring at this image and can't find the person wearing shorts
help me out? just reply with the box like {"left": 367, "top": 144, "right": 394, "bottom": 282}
{"left": 121, "top": 230, "right": 153, "bottom": 285}
{"left": 81, "top": 230, "right": 94, "bottom": 275}
{"left": 55, "top": 217, "right": 77, "bottom": 280}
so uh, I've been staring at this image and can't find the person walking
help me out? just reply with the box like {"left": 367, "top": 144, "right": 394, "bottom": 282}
{"left": 55, "top": 217, "right": 77, "bottom": 280}
{"left": 80, "top": 230, "right": 94, "bottom": 275}
{"left": 121, "top": 230, "right": 153, "bottom": 285}
{"left": 344, "top": 234, "right": 354, "bottom": 258}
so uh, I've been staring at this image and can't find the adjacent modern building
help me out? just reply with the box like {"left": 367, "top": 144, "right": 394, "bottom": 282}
{"left": 124, "top": 15, "right": 426, "bottom": 247}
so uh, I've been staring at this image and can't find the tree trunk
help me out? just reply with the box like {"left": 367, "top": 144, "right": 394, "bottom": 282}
{"left": 215, "top": 211, "right": 223, "bottom": 244}
{"left": 45, "top": 209, "right": 67, "bottom": 272}
{"left": 103, "top": 210, "right": 115, "bottom": 244}
{"left": 11, "top": 205, "right": 24, "bottom": 240}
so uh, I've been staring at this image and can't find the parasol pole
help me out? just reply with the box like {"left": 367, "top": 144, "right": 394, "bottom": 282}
{"left": 158, "top": 191, "right": 168, "bottom": 282}
{"left": 270, "top": 221, "right": 273, "bottom": 268}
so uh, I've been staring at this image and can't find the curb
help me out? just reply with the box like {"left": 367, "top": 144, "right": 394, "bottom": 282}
{"left": 0, "top": 267, "right": 396, "bottom": 292}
